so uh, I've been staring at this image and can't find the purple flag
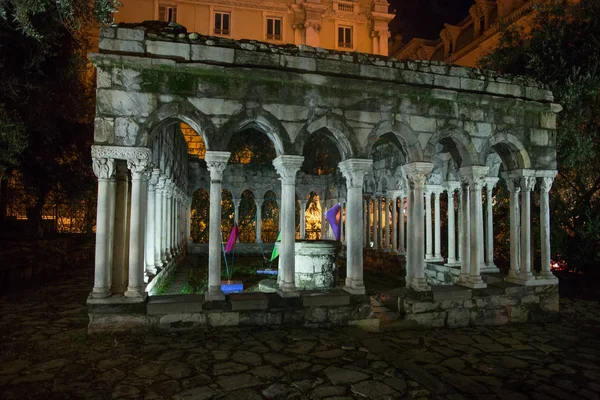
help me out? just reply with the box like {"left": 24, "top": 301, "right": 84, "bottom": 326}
{"left": 225, "top": 223, "right": 239, "bottom": 253}
{"left": 326, "top": 203, "right": 342, "bottom": 241}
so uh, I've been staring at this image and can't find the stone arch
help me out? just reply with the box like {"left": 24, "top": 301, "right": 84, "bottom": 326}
{"left": 480, "top": 131, "right": 532, "bottom": 171}
{"left": 295, "top": 113, "right": 360, "bottom": 160}
{"left": 141, "top": 101, "right": 216, "bottom": 149}
{"left": 364, "top": 120, "right": 422, "bottom": 162}
{"left": 219, "top": 107, "right": 293, "bottom": 156}
{"left": 423, "top": 124, "right": 478, "bottom": 167}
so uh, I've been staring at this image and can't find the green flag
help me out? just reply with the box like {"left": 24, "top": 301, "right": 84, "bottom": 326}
{"left": 270, "top": 232, "right": 282, "bottom": 261}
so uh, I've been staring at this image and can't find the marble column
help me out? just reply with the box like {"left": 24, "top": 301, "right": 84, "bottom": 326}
{"left": 273, "top": 155, "right": 304, "bottom": 297}
{"left": 205, "top": 151, "right": 230, "bottom": 301}
{"left": 155, "top": 175, "right": 165, "bottom": 267}
{"left": 383, "top": 197, "right": 390, "bottom": 251}
{"left": 125, "top": 157, "right": 149, "bottom": 298}
{"left": 399, "top": 193, "right": 405, "bottom": 254}
{"left": 255, "top": 198, "right": 263, "bottom": 243}
{"left": 458, "top": 180, "right": 470, "bottom": 284}
{"left": 391, "top": 193, "right": 398, "bottom": 253}
{"left": 186, "top": 198, "right": 192, "bottom": 246}
{"left": 145, "top": 171, "right": 159, "bottom": 277}
{"left": 233, "top": 198, "right": 241, "bottom": 224}
{"left": 433, "top": 188, "right": 443, "bottom": 261}
{"left": 363, "top": 198, "right": 368, "bottom": 247}
{"left": 299, "top": 199, "right": 308, "bottom": 239}
{"left": 444, "top": 182, "right": 460, "bottom": 266}
{"left": 424, "top": 188, "right": 433, "bottom": 260}
{"left": 458, "top": 166, "right": 488, "bottom": 289}
{"left": 161, "top": 181, "right": 169, "bottom": 263}
{"left": 374, "top": 196, "right": 381, "bottom": 249}
{"left": 402, "top": 163, "right": 433, "bottom": 291}
{"left": 539, "top": 175, "right": 558, "bottom": 281}
{"left": 482, "top": 178, "right": 500, "bottom": 272}
{"left": 517, "top": 175, "right": 537, "bottom": 284}
{"left": 457, "top": 187, "right": 462, "bottom": 264}
{"left": 165, "top": 182, "right": 174, "bottom": 261}
{"left": 112, "top": 163, "right": 129, "bottom": 294}
{"left": 504, "top": 176, "right": 521, "bottom": 280}
{"left": 320, "top": 200, "right": 327, "bottom": 239}
{"left": 91, "top": 157, "right": 115, "bottom": 298}
{"left": 339, "top": 159, "right": 372, "bottom": 295}
{"left": 341, "top": 200, "right": 346, "bottom": 244}
{"left": 366, "top": 197, "right": 372, "bottom": 246}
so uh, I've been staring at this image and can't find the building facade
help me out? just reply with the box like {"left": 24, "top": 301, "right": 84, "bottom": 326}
{"left": 391, "top": 0, "right": 550, "bottom": 67}
{"left": 114, "top": 0, "right": 394, "bottom": 56}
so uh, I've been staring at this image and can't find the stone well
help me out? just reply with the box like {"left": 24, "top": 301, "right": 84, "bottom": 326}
{"left": 293, "top": 240, "right": 341, "bottom": 290}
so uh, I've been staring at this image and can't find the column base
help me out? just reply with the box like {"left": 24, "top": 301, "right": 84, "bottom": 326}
{"left": 277, "top": 287, "right": 300, "bottom": 298}
{"left": 205, "top": 286, "right": 225, "bottom": 301}
{"left": 445, "top": 259, "right": 460, "bottom": 267}
{"left": 124, "top": 287, "right": 145, "bottom": 298}
{"left": 428, "top": 257, "right": 445, "bottom": 263}
{"left": 342, "top": 285, "right": 366, "bottom": 295}
{"left": 457, "top": 276, "right": 487, "bottom": 289}
{"left": 505, "top": 275, "right": 558, "bottom": 286}
{"left": 91, "top": 288, "right": 111, "bottom": 299}
{"left": 481, "top": 264, "right": 500, "bottom": 273}
{"left": 409, "top": 277, "right": 431, "bottom": 292}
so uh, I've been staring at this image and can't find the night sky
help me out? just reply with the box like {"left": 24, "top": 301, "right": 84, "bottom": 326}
{"left": 389, "top": 0, "right": 474, "bottom": 41}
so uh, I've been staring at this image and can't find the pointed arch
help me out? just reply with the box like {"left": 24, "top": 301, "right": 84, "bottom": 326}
{"left": 295, "top": 113, "right": 359, "bottom": 160}
{"left": 364, "top": 120, "right": 422, "bottom": 162}
{"left": 140, "top": 100, "right": 216, "bottom": 149}
{"left": 219, "top": 107, "right": 293, "bottom": 155}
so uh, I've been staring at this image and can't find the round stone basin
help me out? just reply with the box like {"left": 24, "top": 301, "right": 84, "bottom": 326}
{"left": 294, "top": 240, "right": 341, "bottom": 290}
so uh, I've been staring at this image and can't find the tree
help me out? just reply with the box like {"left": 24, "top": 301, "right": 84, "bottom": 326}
{"left": 480, "top": 0, "right": 600, "bottom": 270}
{"left": 0, "top": 1, "right": 118, "bottom": 234}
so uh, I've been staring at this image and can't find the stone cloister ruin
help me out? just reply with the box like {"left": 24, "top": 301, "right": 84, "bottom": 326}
{"left": 88, "top": 24, "right": 561, "bottom": 331}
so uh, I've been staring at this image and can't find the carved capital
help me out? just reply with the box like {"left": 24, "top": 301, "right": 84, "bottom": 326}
{"left": 521, "top": 176, "right": 537, "bottom": 192}
{"left": 459, "top": 166, "right": 489, "bottom": 191}
{"left": 304, "top": 21, "right": 321, "bottom": 32}
{"left": 339, "top": 159, "right": 373, "bottom": 189}
{"left": 273, "top": 155, "right": 304, "bottom": 185}
{"left": 92, "top": 157, "right": 115, "bottom": 180}
{"left": 402, "top": 162, "right": 433, "bottom": 189}
{"left": 205, "top": 151, "right": 230, "bottom": 182}
{"left": 484, "top": 177, "right": 499, "bottom": 189}
{"left": 127, "top": 157, "right": 150, "bottom": 177}
{"left": 505, "top": 178, "right": 521, "bottom": 194}
{"left": 156, "top": 176, "right": 166, "bottom": 191}
{"left": 444, "top": 180, "right": 461, "bottom": 193}
{"left": 149, "top": 168, "right": 161, "bottom": 187}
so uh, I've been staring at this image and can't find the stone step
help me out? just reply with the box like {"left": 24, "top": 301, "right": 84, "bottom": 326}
{"left": 147, "top": 294, "right": 204, "bottom": 315}
{"left": 431, "top": 285, "right": 472, "bottom": 301}
{"left": 230, "top": 292, "right": 268, "bottom": 311}
{"left": 301, "top": 290, "right": 350, "bottom": 307}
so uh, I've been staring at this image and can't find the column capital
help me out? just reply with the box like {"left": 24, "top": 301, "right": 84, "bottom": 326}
{"left": 484, "top": 177, "right": 500, "bottom": 189}
{"left": 444, "top": 180, "right": 461, "bottom": 193}
{"left": 503, "top": 176, "right": 521, "bottom": 193}
{"left": 273, "top": 155, "right": 304, "bottom": 184}
{"left": 205, "top": 151, "right": 230, "bottom": 182}
{"left": 149, "top": 169, "right": 161, "bottom": 187}
{"left": 339, "top": 159, "right": 373, "bottom": 188}
{"left": 539, "top": 176, "right": 554, "bottom": 193}
{"left": 426, "top": 184, "right": 444, "bottom": 195}
{"left": 402, "top": 162, "right": 433, "bottom": 189}
{"left": 459, "top": 166, "right": 489, "bottom": 190}
{"left": 127, "top": 157, "right": 150, "bottom": 176}
{"left": 156, "top": 175, "right": 166, "bottom": 191}
{"left": 92, "top": 157, "right": 115, "bottom": 180}
{"left": 520, "top": 176, "right": 537, "bottom": 192}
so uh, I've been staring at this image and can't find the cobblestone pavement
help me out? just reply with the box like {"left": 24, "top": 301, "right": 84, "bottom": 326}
{"left": 1, "top": 264, "right": 600, "bottom": 400}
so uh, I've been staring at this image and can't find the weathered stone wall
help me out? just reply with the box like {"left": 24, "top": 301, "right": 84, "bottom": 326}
{"left": 425, "top": 263, "right": 460, "bottom": 285}
{"left": 399, "top": 284, "right": 559, "bottom": 328}
{"left": 92, "top": 25, "right": 560, "bottom": 177}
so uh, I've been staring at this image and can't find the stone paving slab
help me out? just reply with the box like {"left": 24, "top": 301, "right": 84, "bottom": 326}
{"left": 1, "top": 263, "right": 600, "bottom": 399}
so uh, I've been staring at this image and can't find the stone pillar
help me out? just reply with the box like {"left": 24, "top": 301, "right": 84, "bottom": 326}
{"left": 366, "top": 197, "right": 372, "bottom": 246}
{"left": 458, "top": 180, "right": 470, "bottom": 284}
{"left": 341, "top": 200, "right": 346, "bottom": 244}
{"left": 161, "top": 181, "right": 169, "bottom": 263}
{"left": 433, "top": 188, "right": 443, "bottom": 261}
{"left": 363, "top": 197, "right": 368, "bottom": 247}
{"left": 457, "top": 188, "right": 462, "bottom": 263}
{"left": 186, "top": 198, "right": 192, "bottom": 245}
{"left": 539, "top": 174, "right": 558, "bottom": 282}
{"left": 107, "top": 174, "right": 116, "bottom": 289}
{"left": 273, "top": 155, "right": 304, "bottom": 297}
{"left": 320, "top": 200, "right": 327, "bottom": 239}
{"left": 504, "top": 176, "right": 521, "bottom": 280}
{"left": 383, "top": 197, "right": 390, "bottom": 251}
{"left": 145, "top": 171, "right": 159, "bottom": 277}
{"left": 424, "top": 188, "right": 433, "bottom": 260}
{"left": 91, "top": 157, "right": 115, "bottom": 298}
{"left": 125, "top": 157, "right": 149, "bottom": 298}
{"left": 444, "top": 182, "right": 460, "bottom": 266}
{"left": 402, "top": 163, "right": 433, "bottom": 291}
{"left": 374, "top": 196, "right": 381, "bottom": 249}
{"left": 255, "top": 198, "right": 263, "bottom": 243}
{"left": 112, "top": 163, "right": 129, "bottom": 294}
{"left": 391, "top": 193, "right": 398, "bottom": 253}
{"left": 399, "top": 193, "right": 405, "bottom": 254}
{"left": 482, "top": 178, "right": 500, "bottom": 272}
{"left": 299, "top": 199, "right": 308, "bottom": 239}
{"left": 339, "top": 159, "right": 372, "bottom": 295}
{"left": 155, "top": 175, "right": 164, "bottom": 268}
{"left": 205, "top": 151, "right": 230, "bottom": 301}
{"left": 233, "top": 198, "right": 241, "bottom": 224}
{"left": 517, "top": 175, "right": 537, "bottom": 284}
{"left": 165, "top": 182, "right": 174, "bottom": 261}
{"left": 458, "top": 166, "right": 488, "bottom": 289}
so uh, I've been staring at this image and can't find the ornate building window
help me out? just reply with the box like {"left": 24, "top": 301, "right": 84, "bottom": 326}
{"left": 338, "top": 25, "right": 353, "bottom": 49}
{"left": 214, "top": 12, "right": 231, "bottom": 35}
{"left": 266, "top": 17, "right": 282, "bottom": 40}
{"left": 158, "top": 5, "right": 177, "bottom": 23}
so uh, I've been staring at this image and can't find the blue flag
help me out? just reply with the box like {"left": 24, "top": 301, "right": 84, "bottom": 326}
{"left": 326, "top": 203, "right": 342, "bottom": 241}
